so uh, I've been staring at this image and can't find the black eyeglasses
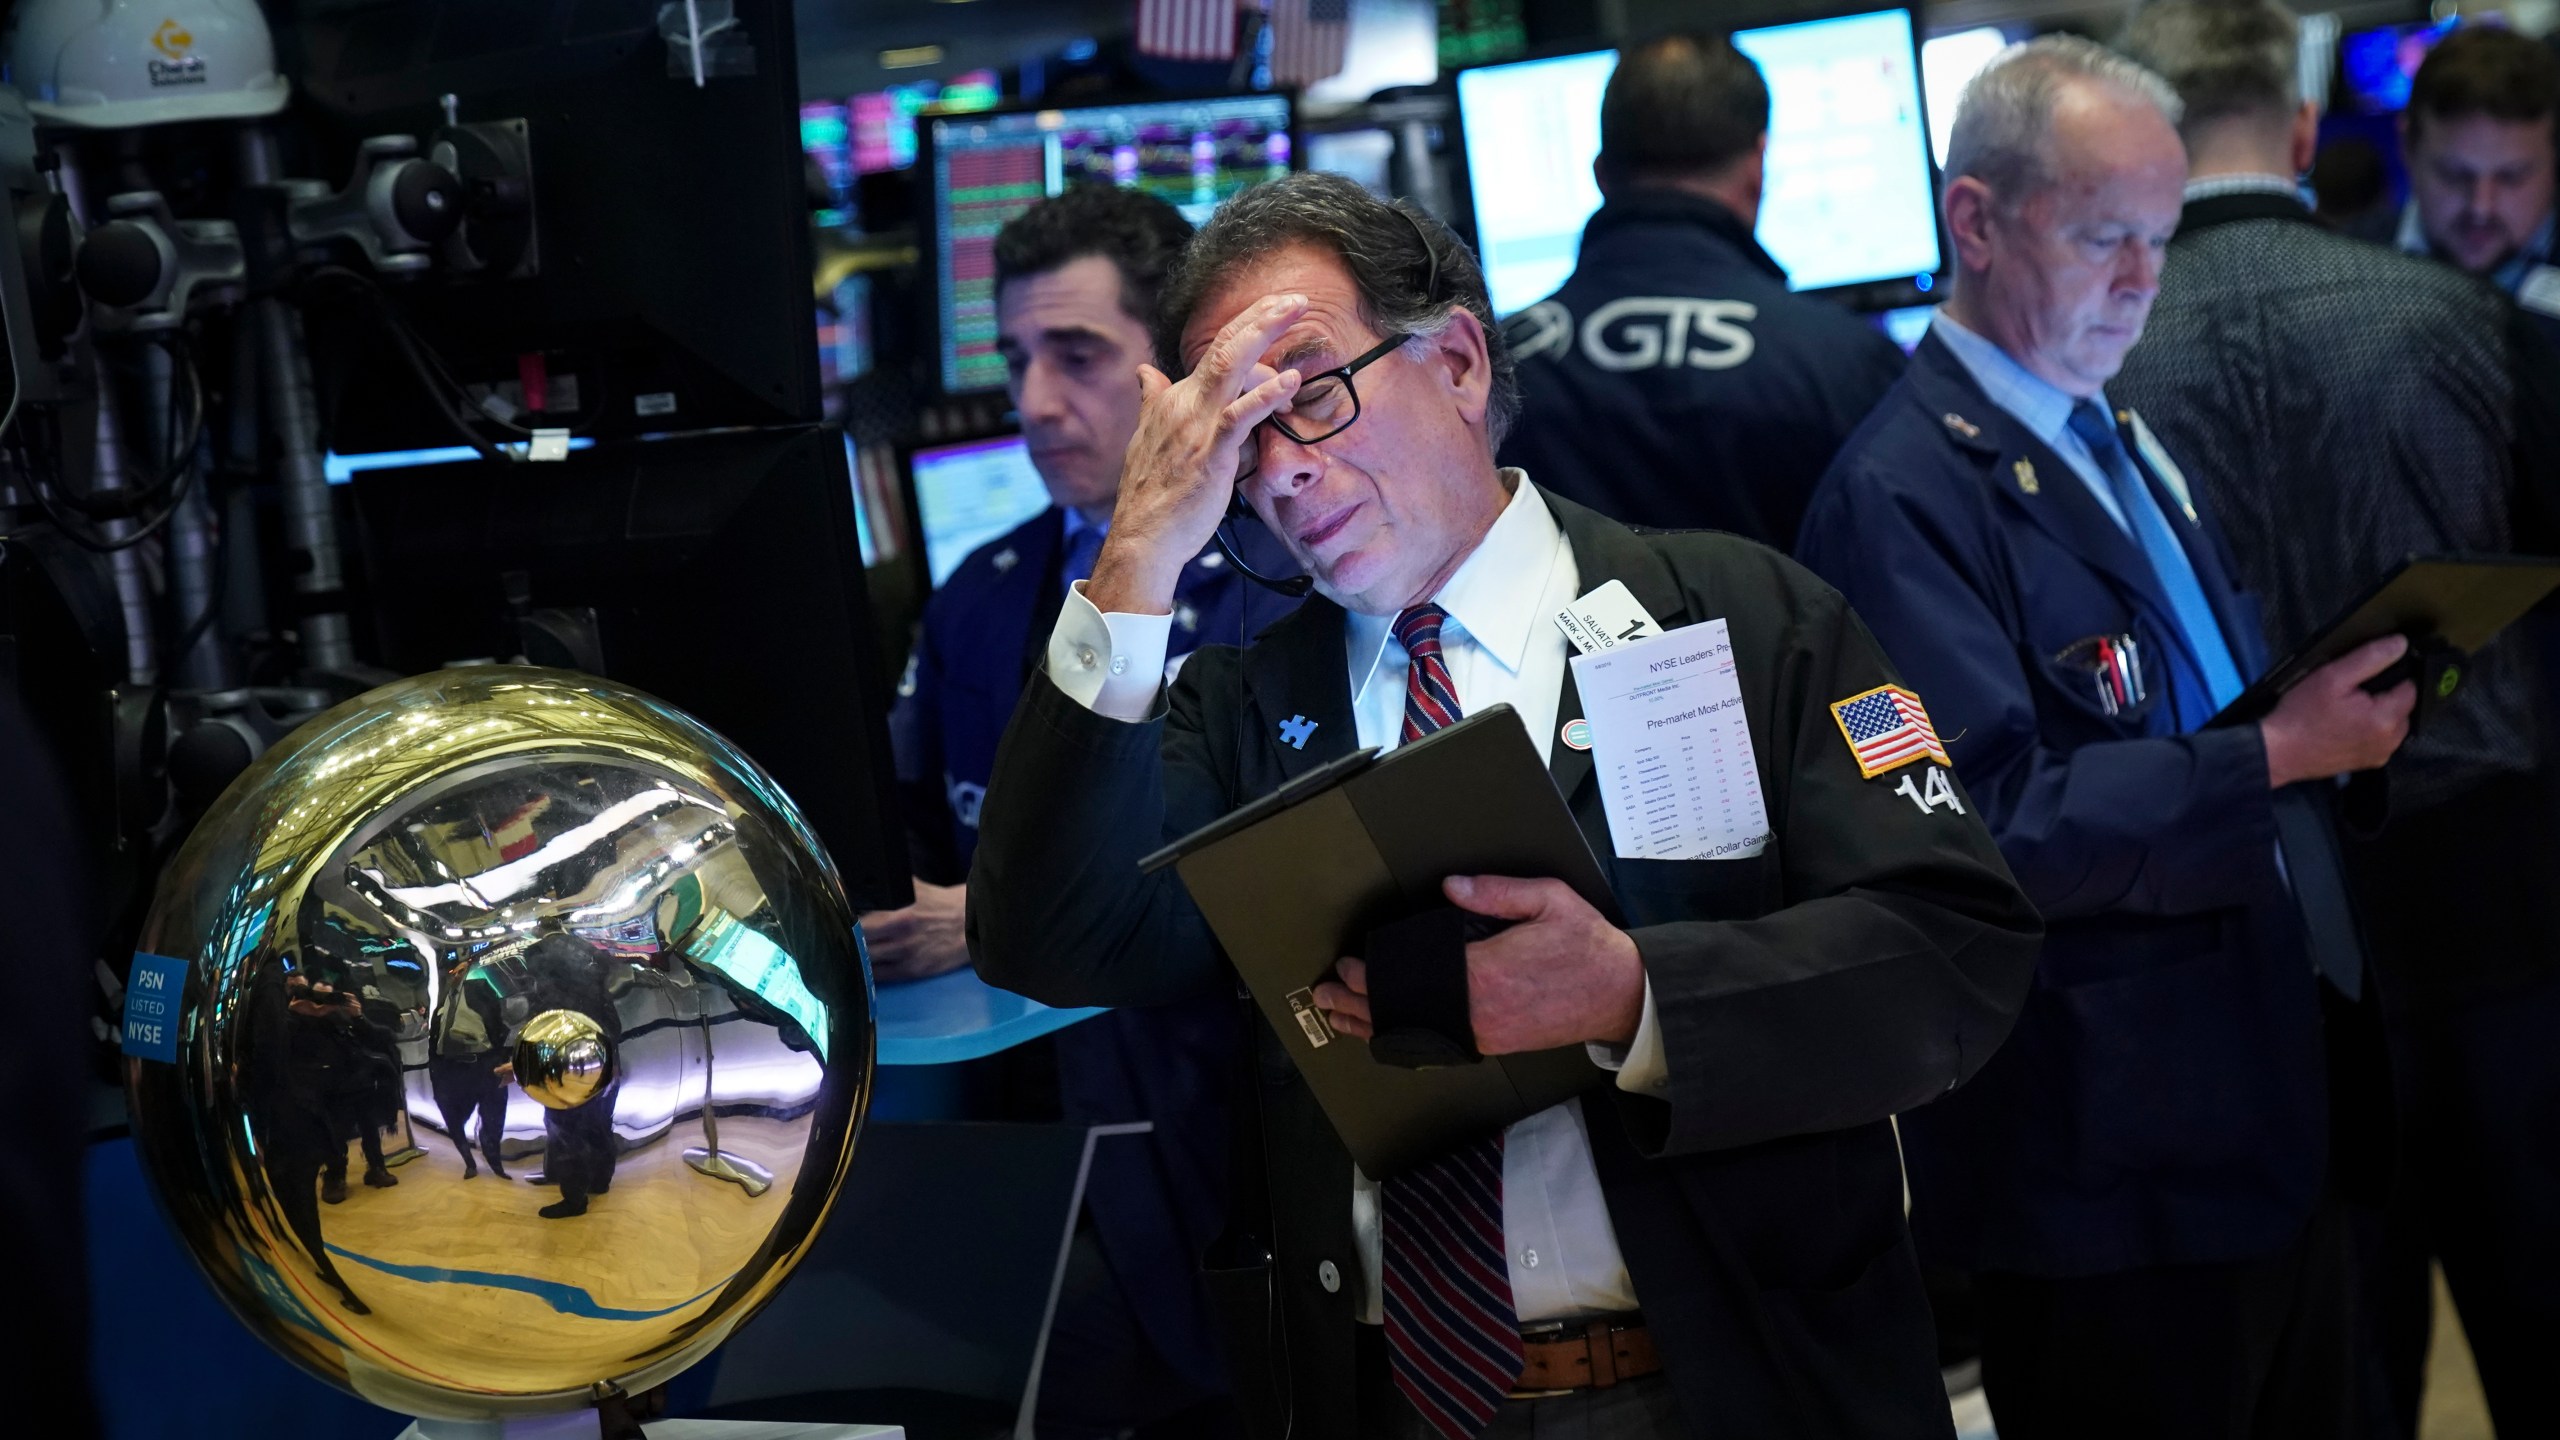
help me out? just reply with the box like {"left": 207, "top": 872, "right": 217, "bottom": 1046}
{"left": 1234, "top": 331, "right": 1409, "bottom": 483}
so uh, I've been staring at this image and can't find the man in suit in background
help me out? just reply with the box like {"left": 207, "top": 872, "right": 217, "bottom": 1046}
{"left": 1496, "top": 33, "right": 1906, "bottom": 550}
{"left": 971, "top": 169, "right": 2042, "bottom": 1439}
{"left": 877, "top": 183, "right": 1292, "bottom": 1438}
{"left": 1797, "top": 38, "right": 2412, "bottom": 1438}
{"left": 2113, "top": 3, "right": 2560, "bottom": 1432}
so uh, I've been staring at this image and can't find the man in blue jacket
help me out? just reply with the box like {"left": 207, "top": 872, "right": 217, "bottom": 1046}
{"left": 1797, "top": 38, "right": 2412, "bottom": 1439}
{"left": 872, "top": 183, "right": 1296, "bottom": 1436}
{"left": 1496, "top": 32, "right": 1907, "bottom": 551}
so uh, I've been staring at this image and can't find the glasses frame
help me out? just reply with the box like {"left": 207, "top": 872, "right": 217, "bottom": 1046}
{"left": 1236, "top": 330, "right": 1410, "bottom": 482}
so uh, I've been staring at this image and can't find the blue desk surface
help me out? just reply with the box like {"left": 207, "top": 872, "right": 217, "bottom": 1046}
{"left": 873, "top": 966, "right": 1102, "bottom": 1067}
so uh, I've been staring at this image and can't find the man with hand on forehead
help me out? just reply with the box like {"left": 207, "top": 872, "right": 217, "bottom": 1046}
{"left": 969, "top": 170, "right": 2040, "bottom": 1439}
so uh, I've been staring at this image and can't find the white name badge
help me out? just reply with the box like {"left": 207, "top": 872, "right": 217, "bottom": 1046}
{"left": 1554, "top": 579, "right": 1663, "bottom": 656}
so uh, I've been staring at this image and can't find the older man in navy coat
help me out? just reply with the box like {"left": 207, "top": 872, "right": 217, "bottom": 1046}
{"left": 1797, "top": 39, "right": 2413, "bottom": 1440}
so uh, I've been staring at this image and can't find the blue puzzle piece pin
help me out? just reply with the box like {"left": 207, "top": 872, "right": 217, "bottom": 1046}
{"left": 1278, "top": 715, "right": 1317, "bottom": 750}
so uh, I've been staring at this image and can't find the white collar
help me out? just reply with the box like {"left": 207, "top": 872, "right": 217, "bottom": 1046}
{"left": 2182, "top": 172, "right": 2300, "bottom": 202}
{"left": 1346, "top": 471, "right": 1561, "bottom": 707}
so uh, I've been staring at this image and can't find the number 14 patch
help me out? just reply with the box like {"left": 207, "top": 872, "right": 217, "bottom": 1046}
{"left": 1894, "top": 765, "right": 1966, "bottom": 816}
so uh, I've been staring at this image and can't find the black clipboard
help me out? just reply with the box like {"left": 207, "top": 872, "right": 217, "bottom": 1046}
{"left": 2208, "top": 554, "right": 2560, "bottom": 728}
{"left": 1139, "top": 704, "right": 1614, "bottom": 1179}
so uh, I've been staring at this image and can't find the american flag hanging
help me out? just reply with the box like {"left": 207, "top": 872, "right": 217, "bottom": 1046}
{"left": 1830, "top": 684, "right": 1950, "bottom": 779}
{"left": 1269, "top": 0, "right": 1351, "bottom": 87}
{"left": 1137, "top": 0, "right": 1244, "bottom": 61}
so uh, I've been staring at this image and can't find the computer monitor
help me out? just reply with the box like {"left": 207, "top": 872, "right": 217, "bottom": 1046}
{"left": 1454, "top": 7, "right": 1942, "bottom": 316}
{"left": 1921, "top": 26, "right": 2014, "bottom": 166}
{"left": 1731, "top": 9, "right": 1941, "bottom": 295}
{"left": 903, "top": 434, "right": 1056, "bottom": 588}
{"left": 1308, "top": 127, "right": 1399, "bottom": 198}
{"left": 1455, "top": 50, "right": 1617, "bottom": 317}
{"left": 2339, "top": 19, "right": 2461, "bottom": 115}
{"left": 348, "top": 427, "right": 913, "bottom": 913}
{"left": 921, "top": 93, "right": 1296, "bottom": 394}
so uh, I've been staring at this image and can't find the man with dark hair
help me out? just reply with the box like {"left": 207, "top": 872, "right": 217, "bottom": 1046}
{"left": 972, "top": 168, "right": 2042, "bottom": 1439}
{"left": 2115, "top": 4, "right": 2560, "bottom": 1434}
{"left": 2398, "top": 26, "right": 2560, "bottom": 342}
{"left": 1494, "top": 33, "right": 1907, "bottom": 550}
{"left": 877, "top": 182, "right": 1283, "bottom": 977}
{"left": 1799, "top": 37, "right": 2415, "bottom": 1437}
{"left": 877, "top": 181, "right": 1292, "bottom": 1439}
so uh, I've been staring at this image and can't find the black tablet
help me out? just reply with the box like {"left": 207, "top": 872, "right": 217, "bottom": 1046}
{"left": 2208, "top": 554, "right": 2560, "bottom": 728}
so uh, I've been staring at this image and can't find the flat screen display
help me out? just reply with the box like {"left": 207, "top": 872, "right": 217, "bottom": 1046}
{"left": 2339, "top": 20, "right": 2460, "bottom": 114}
{"left": 906, "top": 435, "right": 1055, "bottom": 587}
{"left": 1456, "top": 49, "right": 1617, "bottom": 317}
{"left": 1731, "top": 9, "right": 1941, "bottom": 293}
{"left": 1456, "top": 8, "right": 1941, "bottom": 315}
{"left": 926, "top": 94, "right": 1295, "bottom": 393}
{"left": 1921, "top": 26, "right": 2011, "bottom": 166}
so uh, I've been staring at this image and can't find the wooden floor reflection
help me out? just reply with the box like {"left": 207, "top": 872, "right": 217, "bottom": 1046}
{"left": 268, "top": 1112, "right": 808, "bottom": 1395}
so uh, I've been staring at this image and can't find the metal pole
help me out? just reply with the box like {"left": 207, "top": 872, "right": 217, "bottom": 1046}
{"left": 93, "top": 380, "right": 159, "bottom": 686}
{"left": 56, "top": 150, "right": 160, "bottom": 687}
{"left": 240, "top": 125, "right": 355, "bottom": 675}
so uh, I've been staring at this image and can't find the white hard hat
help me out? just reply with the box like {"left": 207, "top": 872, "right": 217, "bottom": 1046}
{"left": 5, "top": 0, "right": 288, "bottom": 130}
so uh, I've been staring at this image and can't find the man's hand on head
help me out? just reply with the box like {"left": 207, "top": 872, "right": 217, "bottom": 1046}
{"left": 1086, "top": 294, "right": 1307, "bottom": 617}
{"left": 1311, "top": 874, "right": 1646, "bottom": 1055}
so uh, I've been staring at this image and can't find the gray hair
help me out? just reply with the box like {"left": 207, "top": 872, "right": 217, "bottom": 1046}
{"left": 1944, "top": 35, "right": 2186, "bottom": 205}
{"left": 2117, "top": 0, "right": 2301, "bottom": 139}
{"left": 1153, "top": 171, "right": 1522, "bottom": 448}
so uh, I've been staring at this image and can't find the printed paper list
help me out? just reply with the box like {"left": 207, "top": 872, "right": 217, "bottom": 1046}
{"left": 1570, "top": 620, "right": 1772, "bottom": 861}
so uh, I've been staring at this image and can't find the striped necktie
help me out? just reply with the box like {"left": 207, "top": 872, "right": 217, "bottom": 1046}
{"left": 1380, "top": 604, "right": 1525, "bottom": 1438}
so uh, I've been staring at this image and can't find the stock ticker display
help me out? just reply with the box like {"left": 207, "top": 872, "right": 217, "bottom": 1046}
{"left": 927, "top": 95, "right": 1295, "bottom": 393}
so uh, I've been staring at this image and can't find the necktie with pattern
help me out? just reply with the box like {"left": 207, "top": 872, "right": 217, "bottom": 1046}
{"left": 1379, "top": 603, "right": 1525, "bottom": 1438}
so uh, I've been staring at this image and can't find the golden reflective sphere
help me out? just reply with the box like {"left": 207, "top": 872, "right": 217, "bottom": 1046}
{"left": 125, "top": 666, "right": 875, "bottom": 1420}
{"left": 515, "top": 1009, "right": 615, "bottom": 1111}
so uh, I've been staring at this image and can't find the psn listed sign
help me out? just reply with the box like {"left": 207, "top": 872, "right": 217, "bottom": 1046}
{"left": 122, "top": 953, "right": 189, "bottom": 1062}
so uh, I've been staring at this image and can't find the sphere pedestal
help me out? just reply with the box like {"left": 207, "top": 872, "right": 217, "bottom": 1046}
{"left": 399, "top": 1421, "right": 901, "bottom": 1440}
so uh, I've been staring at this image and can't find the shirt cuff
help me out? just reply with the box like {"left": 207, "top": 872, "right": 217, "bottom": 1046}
{"left": 1586, "top": 978, "right": 1670, "bottom": 1099}
{"left": 1048, "top": 580, "right": 1175, "bottom": 722}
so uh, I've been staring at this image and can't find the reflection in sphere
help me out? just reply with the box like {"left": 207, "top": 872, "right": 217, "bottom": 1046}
{"left": 125, "top": 667, "right": 875, "bottom": 1420}
{"left": 515, "top": 1009, "right": 615, "bottom": 1111}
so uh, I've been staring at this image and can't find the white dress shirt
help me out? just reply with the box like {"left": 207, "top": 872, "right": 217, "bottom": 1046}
{"left": 1046, "top": 474, "right": 1667, "bottom": 1325}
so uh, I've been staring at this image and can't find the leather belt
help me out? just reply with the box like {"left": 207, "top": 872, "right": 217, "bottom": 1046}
{"left": 1511, "top": 1316, "right": 1661, "bottom": 1398}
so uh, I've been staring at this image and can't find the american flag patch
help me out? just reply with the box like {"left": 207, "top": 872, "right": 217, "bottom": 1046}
{"left": 1831, "top": 684, "right": 1949, "bottom": 779}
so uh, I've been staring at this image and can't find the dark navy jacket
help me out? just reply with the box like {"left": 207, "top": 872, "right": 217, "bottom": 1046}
{"left": 1497, "top": 189, "right": 1908, "bottom": 551}
{"left": 888, "top": 504, "right": 1296, "bottom": 1392}
{"left": 1795, "top": 333, "right": 2332, "bottom": 1278}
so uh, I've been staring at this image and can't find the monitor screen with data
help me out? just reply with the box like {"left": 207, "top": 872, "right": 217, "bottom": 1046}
{"left": 924, "top": 94, "right": 1295, "bottom": 393}
{"left": 905, "top": 435, "right": 1054, "bottom": 588}
{"left": 1456, "top": 8, "right": 1941, "bottom": 315}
